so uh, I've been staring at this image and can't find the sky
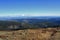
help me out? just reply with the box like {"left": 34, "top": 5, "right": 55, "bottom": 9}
{"left": 0, "top": 0, "right": 60, "bottom": 17}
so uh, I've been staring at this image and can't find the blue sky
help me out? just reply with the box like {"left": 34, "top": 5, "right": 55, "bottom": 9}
{"left": 0, "top": 0, "right": 60, "bottom": 16}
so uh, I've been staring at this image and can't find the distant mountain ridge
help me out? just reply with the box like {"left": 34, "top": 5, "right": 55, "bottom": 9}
{"left": 0, "top": 16, "right": 60, "bottom": 20}
{"left": 0, "top": 16, "right": 60, "bottom": 30}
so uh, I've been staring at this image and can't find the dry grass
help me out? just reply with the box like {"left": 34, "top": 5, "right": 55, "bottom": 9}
{"left": 0, "top": 28, "right": 60, "bottom": 40}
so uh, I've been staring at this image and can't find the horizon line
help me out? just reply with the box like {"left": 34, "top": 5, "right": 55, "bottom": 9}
{"left": 0, "top": 14, "right": 60, "bottom": 17}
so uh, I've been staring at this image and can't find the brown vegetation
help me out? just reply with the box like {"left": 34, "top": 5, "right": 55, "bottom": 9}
{"left": 0, "top": 28, "right": 60, "bottom": 40}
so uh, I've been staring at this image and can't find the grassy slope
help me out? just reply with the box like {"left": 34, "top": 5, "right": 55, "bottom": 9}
{"left": 0, "top": 28, "right": 60, "bottom": 40}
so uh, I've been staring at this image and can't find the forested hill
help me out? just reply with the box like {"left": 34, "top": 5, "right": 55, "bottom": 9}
{"left": 0, "top": 16, "right": 60, "bottom": 30}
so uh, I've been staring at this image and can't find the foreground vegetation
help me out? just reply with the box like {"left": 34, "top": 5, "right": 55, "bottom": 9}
{"left": 0, "top": 28, "right": 60, "bottom": 40}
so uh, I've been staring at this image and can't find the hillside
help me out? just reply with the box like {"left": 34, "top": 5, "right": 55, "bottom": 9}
{"left": 0, "top": 28, "right": 60, "bottom": 40}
